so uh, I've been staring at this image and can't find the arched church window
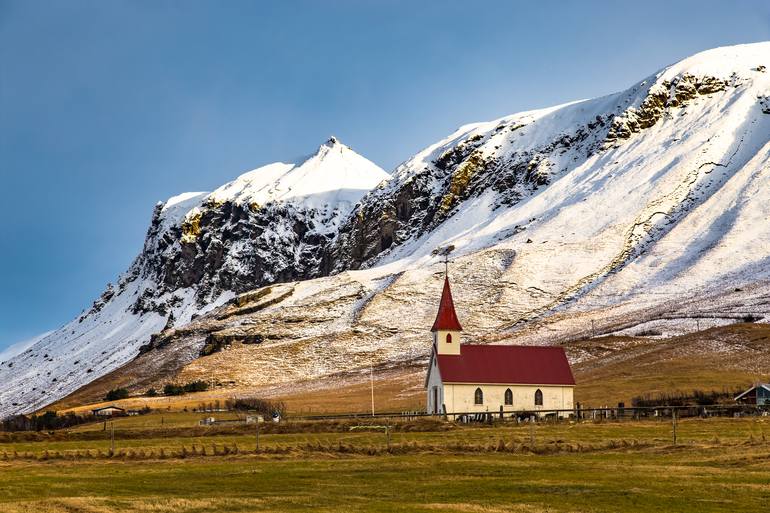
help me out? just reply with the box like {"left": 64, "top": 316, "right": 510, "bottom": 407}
{"left": 446, "top": 333, "right": 452, "bottom": 344}
{"left": 474, "top": 387, "right": 483, "bottom": 405}
{"left": 504, "top": 388, "right": 513, "bottom": 405}
{"left": 534, "top": 389, "right": 543, "bottom": 406}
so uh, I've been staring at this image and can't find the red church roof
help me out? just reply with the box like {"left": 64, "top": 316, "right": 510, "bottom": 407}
{"left": 431, "top": 276, "right": 463, "bottom": 332}
{"left": 436, "top": 345, "right": 575, "bottom": 385}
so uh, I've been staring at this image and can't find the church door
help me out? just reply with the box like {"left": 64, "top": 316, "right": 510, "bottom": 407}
{"left": 433, "top": 387, "right": 439, "bottom": 414}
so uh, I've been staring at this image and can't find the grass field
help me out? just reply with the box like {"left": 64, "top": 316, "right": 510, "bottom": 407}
{"left": 14, "top": 324, "right": 770, "bottom": 511}
{"left": 0, "top": 413, "right": 768, "bottom": 512}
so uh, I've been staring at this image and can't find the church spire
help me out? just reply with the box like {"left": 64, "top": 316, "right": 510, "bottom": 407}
{"left": 431, "top": 275, "right": 463, "bottom": 332}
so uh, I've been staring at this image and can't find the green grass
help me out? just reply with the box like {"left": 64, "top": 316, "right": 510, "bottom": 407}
{"left": 1, "top": 449, "right": 769, "bottom": 512}
{"left": 0, "top": 416, "right": 768, "bottom": 512}
{"left": 2, "top": 414, "right": 767, "bottom": 456}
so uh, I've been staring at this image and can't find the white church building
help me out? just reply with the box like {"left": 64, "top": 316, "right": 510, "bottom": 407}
{"left": 425, "top": 276, "right": 575, "bottom": 417}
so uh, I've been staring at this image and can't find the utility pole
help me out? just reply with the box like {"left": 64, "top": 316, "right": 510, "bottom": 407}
{"left": 110, "top": 421, "right": 115, "bottom": 455}
{"left": 672, "top": 409, "right": 678, "bottom": 445}
{"left": 370, "top": 361, "right": 375, "bottom": 417}
{"left": 255, "top": 417, "right": 260, "bottom": 452}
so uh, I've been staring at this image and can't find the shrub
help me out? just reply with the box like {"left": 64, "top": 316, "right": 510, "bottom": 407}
{"left": 631, "top": 388, "right": 743, "bottom": 407}
{"left": 163, "top": 381, "right": 209, "bottom": 396}
{"left": 146, "top": 388, "right": 158, "bottom": 397}
{"left": 2, "top": 411, "right": 95, "bottom": 432}
{"left": 183, "top": 380, "right": 209, "bottom": 393}
{"left": 104, "top": 388, "right": 129, "bottom": 401}
{"left": 226, "top": 397, "right": 285, "bottom": 417}
{"left": 163, "top": 384, "right": 185, "bottom": 396}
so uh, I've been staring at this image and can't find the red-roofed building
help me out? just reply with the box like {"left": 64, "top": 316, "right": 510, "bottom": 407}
{"left": 425, "top": 276, "right": 575, "bottom": 417}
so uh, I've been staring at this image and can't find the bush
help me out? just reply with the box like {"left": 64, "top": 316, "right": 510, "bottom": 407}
{"left": 631, "top": 388, "right": 742, "bottom": 407}
{"left": 163, "top": 384, "right": 185, "bottom": 396}
{"left": 146, "top": 388, "right": 158, "bottom": 397}
{"left": 2, "top": 411, "right": 96, "bottom": 432}
{"left": 183, "top": 380, "right": 209, "bottom": 393}
{"left": 226, "top": 397, "right": 285, "bottom": 417}
{"left": 163, "top": 381, "right": 209, "bottom": 396}
{"left": 104, "top": 388, "right": 129, "bottom": 401}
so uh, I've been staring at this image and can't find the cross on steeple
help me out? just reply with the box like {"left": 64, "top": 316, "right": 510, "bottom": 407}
{"left": 432, "top": 244, "right": 455, "bottom": 277}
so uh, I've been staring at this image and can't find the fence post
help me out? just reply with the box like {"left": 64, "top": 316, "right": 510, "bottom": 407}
{"left": 529, "top": 418, "right": 535, "bottom": 445}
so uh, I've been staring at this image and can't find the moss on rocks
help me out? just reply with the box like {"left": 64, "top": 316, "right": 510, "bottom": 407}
{"left": 605, "top": 74, "right": 728, "bottom": 147}
{"left": 181, "top": 209, "right": 202, "bottom": 244}
{"left": 438, "top": 151, "right": 485, "bottom": 214}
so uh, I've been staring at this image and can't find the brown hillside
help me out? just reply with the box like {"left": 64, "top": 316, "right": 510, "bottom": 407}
{"left": 48, "top": 323, "right": 770, "bottom": 415}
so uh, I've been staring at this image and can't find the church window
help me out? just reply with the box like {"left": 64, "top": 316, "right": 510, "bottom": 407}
{"left": 534, "top": 389, "right": 543, "bottom": 406}
{"left": 504, "top": 388, "right": 513, "bottom": 405}
{"left": 474, "top": 387, "right": 483, "bottom": 405}
{"left": 446, "top": 333, "right": 452, "bottom": 344}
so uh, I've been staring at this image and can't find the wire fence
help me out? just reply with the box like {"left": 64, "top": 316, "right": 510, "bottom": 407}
{"left": 286, "top": 403, "right": 769, "bottom": 423}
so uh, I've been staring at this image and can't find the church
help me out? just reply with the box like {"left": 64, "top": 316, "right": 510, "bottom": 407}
{"left": 425, "top": 275, "right": 575, "bottom": 418}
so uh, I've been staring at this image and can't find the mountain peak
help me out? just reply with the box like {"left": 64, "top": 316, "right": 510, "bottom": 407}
{"left": 314, "top": 135, "right": 355, "bottom": 161}
{"left": 314, "top": 135, "right": 347, "bottom": 158}
{"left": 194, "top": 139, "right": 389, "bottom": 211}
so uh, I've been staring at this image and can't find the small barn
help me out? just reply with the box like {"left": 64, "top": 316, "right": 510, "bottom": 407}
{"left": 425, "top": 275, "right": 575, "bottom": 418}
{"left": 734, "top": 384, "right": 770, "bottom": 406}
{"left": 91, "top": 405, "right": 125, "bottom": 416}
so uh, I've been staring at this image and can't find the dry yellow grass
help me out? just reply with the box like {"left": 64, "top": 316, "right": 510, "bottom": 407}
{"left": 55, "top": 366, "right": 426, "bottom": 415}
{"left": 47, "top": 323, "right": 770, "bottom": 416}
{"left": 0, "top": 497, "right": 267, "bottom": 513}
{"left": 572, "top": 323, "right": 770, "bottom": 405}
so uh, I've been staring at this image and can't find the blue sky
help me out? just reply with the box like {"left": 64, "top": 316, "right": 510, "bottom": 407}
{"left": 1, "top": 0, "right": 769, "bottom": 350}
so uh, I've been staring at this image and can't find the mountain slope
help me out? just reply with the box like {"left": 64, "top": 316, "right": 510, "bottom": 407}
{"left": 144, "top": 41, "right": 769, "bottom": 399}
{"left": 2, "top": 42, "right": 769, "bottom": 417}
{"left": 0, "top": 138, "right": 388, "bottom": 416}
{"left": 328, "top": 43, "right": 770, "bottom": 289}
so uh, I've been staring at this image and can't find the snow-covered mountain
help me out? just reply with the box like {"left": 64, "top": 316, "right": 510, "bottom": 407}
{"left": 2, "top": 42, "right": 769, "bottom": 417}
{"left": 0, "top": 138, "right": 388, "bottom": 416}
{"left": 327, "top": 44, "right": 770, "bottom": 283}
{"left": 134, "top": 136, "right": 388, "bottom": 308}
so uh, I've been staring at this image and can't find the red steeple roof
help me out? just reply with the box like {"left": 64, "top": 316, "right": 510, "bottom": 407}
{"left": 431, "top": 276, "right": 463, "bottom": 332}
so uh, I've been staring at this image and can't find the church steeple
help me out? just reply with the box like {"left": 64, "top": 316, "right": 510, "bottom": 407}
{"left": 432, "top": 275, "right": 462, "bottom": 355}
{"left": 431, "top": 276, "right": 463, "bottom": 332}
